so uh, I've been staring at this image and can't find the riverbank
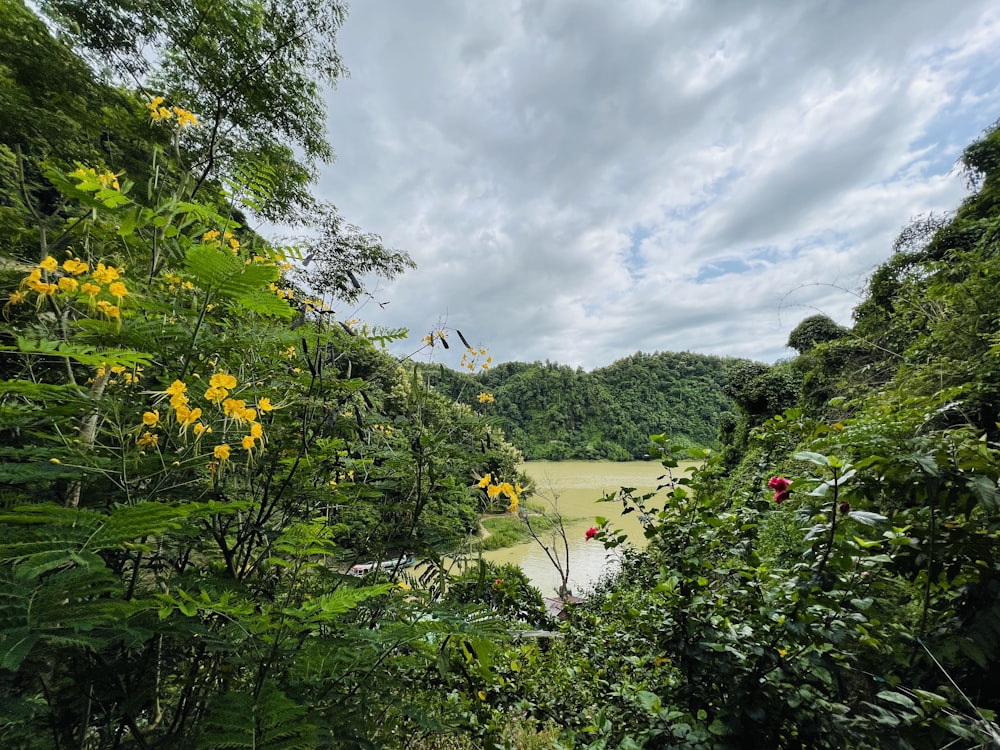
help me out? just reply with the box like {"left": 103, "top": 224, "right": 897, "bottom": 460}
{"left": 477, "top": 511, "right": 575, "bottom": 551}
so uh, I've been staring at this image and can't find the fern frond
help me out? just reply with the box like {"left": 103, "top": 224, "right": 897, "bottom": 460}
{"left": 197, "top": 685, "right": 317, "bottom": 750}
{"left": 185, "top": 244, "right": 292, "bottom": 319}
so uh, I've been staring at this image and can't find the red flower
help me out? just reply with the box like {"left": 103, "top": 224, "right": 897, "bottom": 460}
{"left": 585, "top": 526, "right": 598, "bottom": 541}
{"left": 839, "top": 502, "right": 850, "bottom": 515}
{"left": 768, "top": 476, "right": 792, "bottom": 503}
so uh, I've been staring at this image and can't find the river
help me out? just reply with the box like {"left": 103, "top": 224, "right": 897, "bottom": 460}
{"left": 474, "top": 459, "right": 690, "bottom": 597}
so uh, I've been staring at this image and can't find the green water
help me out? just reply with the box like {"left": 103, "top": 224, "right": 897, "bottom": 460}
{"left": 478, "top": 459, "right": 686, "bottom": 597}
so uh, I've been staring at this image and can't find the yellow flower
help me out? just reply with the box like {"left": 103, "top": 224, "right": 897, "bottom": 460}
{"left": 169, "top": 392, "right": 189, "bottom": 411}
{"left": 80, "top": 282, "right": 101, "bottom": 298}
{"left": 214, "top": 444, "right": 230, "bottom": 461}
{"left": 241, "top": 435, "right": 256, "bottom": 450}
{"left": 63, "top": 258, "right": 89, "bottom": 275}
{"left": 204, "top": 386, "right": 228, "bottom": 404}
{"left": 28, "top": 279, "right": 58, "bottom": 296}
{"left": 174, "top": 404, "right": 191, "bottom": 423}
{"left": 487, "top": 484, "right": 502, "bottom": 499}
{"left": 137, "top": 431, "right": 159, "bottom": 448}
{"left": 39, "top": 256, "right": 58, "bottom": 272}
{"left": 477, "top": 473, "right": 492, "bottom": 489}
{"left": 257, "top": 397, "right": 274, "bottom": 412}
{"left": 172, "top": 106, "right": 199, "bottom": 127}
{"left": 477, "top": 392, "right": 495, "bottom": 403}
{"left": 7, "top": 290, "right": 25, "bottom": 304}
{"left": 165, "top": 380, "right": 187, "bottom": 397}
{"left": 477, "top": 691, "right": 486, "bottom": 701}
{"left": 508, "top": 498, "right": 519, "bottom": 514}
{"left": 284, "top": 346, "right": 296, "bottom": 360}
{"left": 108, "top": 281, "right": 128, "bottom": 300}
{"left": 97, "top": 171, "right": 120, "bottom": 190}
{"left": 92, "top": 263, "right": 121, "bottom": 284}
{"left": 58, "top": 277, "right": 79, "bottom": 292}
{"left": 223, "top": 398, "right": 247, "bottom": 420}
{"left": 50, "top": 457, "right": 61, "bottom": 464}
{"left": 240, "top": 408, "right": 257, "bottom": 423}
{"left": 193, "top": 422, "right": 211, "bottom": 438}
{"left": 110, "top": 366, "right": 126, "bottom": 375}
{"left": 209, "top": 372, "right": 237, "bottom": 390}
{"left": 142, "top": 410, "right": 159, "bottom": 427}
{"left": 96, "top": 300, "right": 120, "bottom": 319}
{"left": 148, "top": 96, "right": 170, "bottom": 121}
{"left": 202, "top": 230, "right": 220, "bottom": 243}
{"left": 250, "top": 422, "right": 263, "bottom": 439}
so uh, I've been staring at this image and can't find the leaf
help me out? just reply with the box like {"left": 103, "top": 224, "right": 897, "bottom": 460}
{"left": 794, "top": 451, "right": 830, "bottom": 467}
{"left": 966, "top": 475, "right": 1000, "bottom": 512}
{"left": 877, "top": 690, "right": 917, "bottom": 710}
{"left": 3, "top": 338, "right": 153, "bottom": 368}
{"left": 0, "top": 629, "right": 39, "bottom": 670}
{"left": 848, "top": 510, "right": 888, "bottom": 526}
{"left": 184, "top": 244, "right": 292, "bottom": 319}
{"left": 636, "top": 690, "right": 662, "bottom": 714}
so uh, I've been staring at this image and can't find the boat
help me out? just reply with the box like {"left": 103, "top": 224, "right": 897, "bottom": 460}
{"left": 348, "top": 553, "right": 414, "bottom": 577}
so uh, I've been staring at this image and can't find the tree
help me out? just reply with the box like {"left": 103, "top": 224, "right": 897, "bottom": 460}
{"left": 786, "top": 314, "right": 847, "bottom": 354}
{"left": 40, "top": 0, "right": 350, "bottom": 219}
{"left": 293, "top": 202, "right": 415, "bottom": 303}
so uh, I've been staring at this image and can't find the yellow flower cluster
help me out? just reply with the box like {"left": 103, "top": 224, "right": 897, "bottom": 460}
{"left": 460, "top": 347, "right": 492, "bottom": 372}
{"left": 477, "top": 392, "right": 495, "bottom": 404}
{"left": 202, "top": 229, "right": 240, "bottom": 254}
{"left": 7, "top": 256, "right": 126, "bottom": 321}
{"left": 69, "top": 166, "right": 120, "bottom": 191}
{"left": 162, "top": 273, "right": 196, "bottom": 292}
{"left": 476, "top": 473, "right": 522, "bottom": 513}
{"left": 138, "top": 372, "right": 277, "bottom": 463}
{"left": 148, "top": 97, "right": 199, "bottom": 128}
{"left": 96, "top": 363, "right": 143, "bottom": 386}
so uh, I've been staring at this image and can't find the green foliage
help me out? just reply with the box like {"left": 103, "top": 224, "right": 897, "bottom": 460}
{"left": 293, "top": 201, "right": 416, "bottom": 303}
{"left": 40, "top": 0, "right": 349, "bottom": 219}
{"left": 786, "top": 314, "right": 848, "bottom": 354}
{"left": 421, "top": 351, "right": 736, "bottom": 461}
{"left": 445, "top": 560, "right": 548, "bottom": 626}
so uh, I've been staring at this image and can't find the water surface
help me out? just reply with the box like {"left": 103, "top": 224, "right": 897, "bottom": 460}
{"left": 477, "top": 459, "right": 688, "bottom": 596}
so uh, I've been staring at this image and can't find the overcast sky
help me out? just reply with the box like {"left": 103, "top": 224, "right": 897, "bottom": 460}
{"left": 308, "top": 0, "right": 1000, "bottom": 371}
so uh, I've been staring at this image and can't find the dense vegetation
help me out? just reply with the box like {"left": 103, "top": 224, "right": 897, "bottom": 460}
{"left": 3, "top": 1, "right": 1000, "bottom": 747}
{"left": 420, "top": 351, "right": 736, "bottom": 460}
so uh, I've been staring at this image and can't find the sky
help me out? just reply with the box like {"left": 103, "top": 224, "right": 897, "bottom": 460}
{"left": 306, "top": 0, "right": 1000, "bottom": 372}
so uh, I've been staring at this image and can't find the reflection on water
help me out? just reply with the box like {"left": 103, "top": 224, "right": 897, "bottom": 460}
{"left": 475, "top": 460, "right": 687, "bottom": 597}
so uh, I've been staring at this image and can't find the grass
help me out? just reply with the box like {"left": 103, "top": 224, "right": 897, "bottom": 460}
{"left": 476, "top": 510, "right": 574, "bottom": 551}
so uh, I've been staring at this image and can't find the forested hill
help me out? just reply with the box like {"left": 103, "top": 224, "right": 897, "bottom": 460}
{"left": 419, "top": 350, "right": 738, "bottom": 460}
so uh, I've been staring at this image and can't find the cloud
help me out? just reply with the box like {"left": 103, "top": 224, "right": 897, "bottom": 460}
{"left": 307, "top": 0, "right": 1000, "bottom": 370}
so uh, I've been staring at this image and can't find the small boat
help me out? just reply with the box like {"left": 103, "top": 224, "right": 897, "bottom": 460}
{"left": 348, "top": 554, "right": 414, "bottom": 577}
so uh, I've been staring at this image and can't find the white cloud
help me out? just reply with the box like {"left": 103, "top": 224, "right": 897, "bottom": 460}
{"left": 306, "top": 0, "right": 1000, "bottom": 370}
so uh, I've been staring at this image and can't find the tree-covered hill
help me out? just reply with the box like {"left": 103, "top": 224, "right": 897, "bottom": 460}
{"left": 419, "top": 350, "right": 738, "bottom": 460}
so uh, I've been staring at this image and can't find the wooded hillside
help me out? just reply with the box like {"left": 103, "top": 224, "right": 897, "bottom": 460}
{"left": 420, "top": 350, "right": 737, "bottom": 460}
